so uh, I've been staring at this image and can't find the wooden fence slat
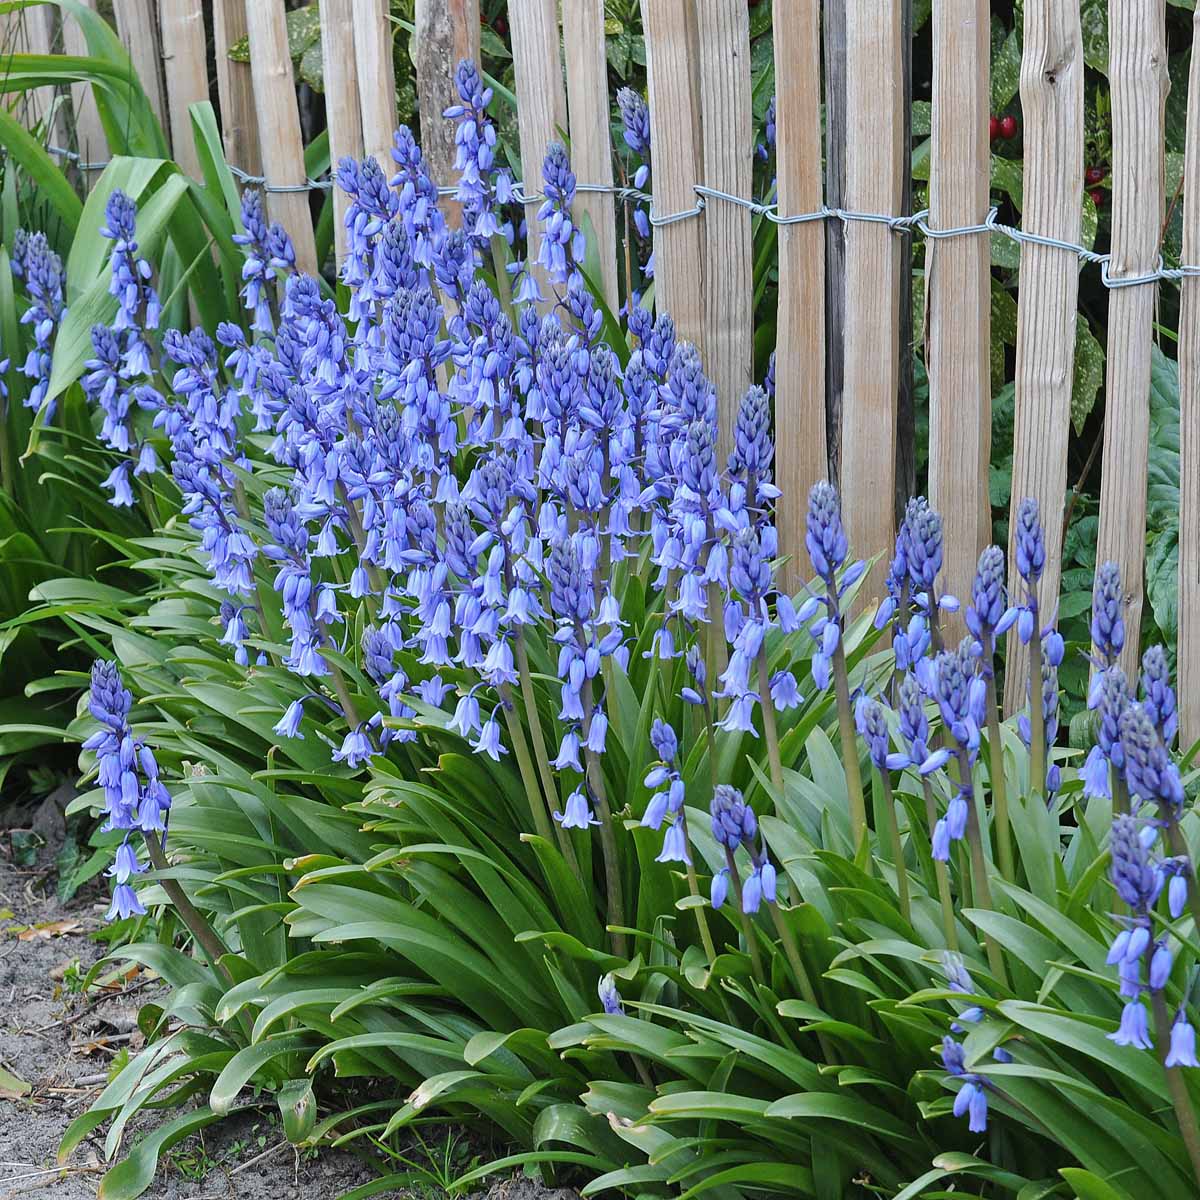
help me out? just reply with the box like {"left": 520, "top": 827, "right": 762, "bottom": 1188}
{"left": 158, "top": 1, "right": 209, "bottom": 180}
{"left": 562, "top": 0, "right": 619, "bottom": 311}
{"left": 640, "top": 0, "right": 704, "bottom": 348}
{"left": 509, "top": 0, "right": 567, "bottom": 308}
{"left": 244, "top": 0, "right": 319, "bottom": 276}
{"left": 1095, "top": 0, "right": 1167, "bottom": 679}
{"left": 113, "top": 0, "right": 168, "bottom": 139}
{"left": 840, "top": 0, "right": 904, "bottom": 601}
{"left": 698, "top": 1, "right": 753, "bottom": 460}
{"left": 927, "top": 0, "right": 990, "bottom": 621}
{"left": 1178, "top": 10, "right": 1200, "bottom": 745}
{"left": 213, "top": 0, "right": 260, "bottom": 180}
{"left": 415, "top": 0, "right": 481, "bottom": 228}
{"left": 321, "top": 0, "right": 364, "bottom": 268}
{"left": 352, "top": 0, "right": 397, "bottom": 172}
{"left": 1003, "top": 0, "right": 1085, "bottom": 715}
{"left": 773, "top": 0, "right": 826, "bottom": 590}
{"left": 61, "top": 1, "right": 107, "bottom": 188}
{"left": 824, "top": 0, "right": 846, "bottom": 491}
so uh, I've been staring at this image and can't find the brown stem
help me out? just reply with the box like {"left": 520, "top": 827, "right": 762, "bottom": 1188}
{"left": 144, "top": 836, "right": 232, "bottom": 984}
{"left": 756, "top": 648, "right": 784, "bottom": 798}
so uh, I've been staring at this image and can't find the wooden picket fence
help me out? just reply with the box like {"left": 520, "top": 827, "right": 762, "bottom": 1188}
{"left": 10, "top": 2, "right": 1200, "bottom": 744}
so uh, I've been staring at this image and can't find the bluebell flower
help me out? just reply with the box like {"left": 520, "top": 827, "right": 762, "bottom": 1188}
{"left": 855, "top": 695, "right": 891, "bottom": 770}
{"left": 1167, "top": 1014, "right": 1199, "bottom": 1068}
{"left": 537, "top": 143, "right": 585, "bottom": 286}
{"left": 556, "top": 786, "right": 597, "bottom": 829}
{"left": 12, "top": 231, "right": 66, "bottom": 417}
{"left": 597, "top": 972, "right": 624, "bottom": 1014}
{"left": 941, "top": 1036, "right": 988, "bottom": 1133}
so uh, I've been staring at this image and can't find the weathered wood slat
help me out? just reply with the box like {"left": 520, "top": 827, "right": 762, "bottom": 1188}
{"left": 562, "top": 0, "right": 619, "bottom": 311}
{"left": 824, "top": 0, "right": 846, "bottom": 491}
{"left": 321, "top": 0, "right": 364, "bottom": 268}
{"left": 414, "top": 0, "right": 481, "bottom": 227}
{"left": 840, "top": 0, "right": 904, "bottom": 601}
{"left": 640, "top": 0, "right": 703, "bottom": 348}
{"left": 352, "top": 0, "right": 397, "bottom": 172}
{"left": 773, "top": 0, "right": 826, "bottom": 590}
{"left": 697, "top": 0, "right": 753, "bottom": 460}
{"left": 213, "top": 0, "right": 260, "bottom": 180}
{"left": 114, "top": 0, "right": 168, "bottom": 137}
{"left": 1178, "top": 9, "right": 1200, "bottom": 745}
{"left": 1003, "top": 0, "right": 1085, "bottom": 715}
{"left": 1095, "top": 0, "right": 1166, "bottom": 678}
{"left": 61, "top": 0, "right": 108, "bottom": 188}
{"left": 509, "top": 0, "right": 567, "bottom": 308}
{"left": 927, "top": 0, "right": 990, "bottom": 622}
{"left": 158, "top": 0, "right": 209, "bottom": 179}
{"left": 244, "top": 0, "right": 319, "bottom": 275}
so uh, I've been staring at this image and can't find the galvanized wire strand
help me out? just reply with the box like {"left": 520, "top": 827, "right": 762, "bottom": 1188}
{"left": 36, "top": 143, "right": 1200, "bottom": 289}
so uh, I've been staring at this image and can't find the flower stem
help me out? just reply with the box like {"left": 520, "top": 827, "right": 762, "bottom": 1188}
{"left": 723, "top": 848, "right": 765, "bottom": 984}
{"left": 952, "top": 742, "right": 1007, "bottom": 986}
{"left": 831, "top": 635, "right": 868, "bottom": 867}
{"left": 143, "top": 835, "right": 232, "bottom": 984}
{"left": 1165, "top": 821, "right": 1200, "bottom": 938}
{"left": 983, "top": 657, "right": 1014, "bottom": 883}
{"left": 685, "top": 856, "right": 719, "bottom": 964}
{"left": 756, "top": 648, "right": 784, "bottom": 798}
{"left": 514, "top": 631, "right": 580, "bottom": 875}
{"left": 581, "top": 682, "right": 628, "bottom": 958}
{"left": 878, "top": 770, "right": 911, "bottom": 924}
{"left": 498, "top": 685, "right": 557, "bottom": 847}
{"left": 767, "top": 901, "right": 835, "bottom": 1062}
{"left": 1151, "top": 987, "right": 1200, "bottom": 1190}
{"left": 921, "top": 777, "right": 959, "bottom": 951}
{"left": 1028, "top": 615, "right": 1046, "bottom": 803}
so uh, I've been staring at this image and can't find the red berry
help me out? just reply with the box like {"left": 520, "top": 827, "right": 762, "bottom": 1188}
{"left": 494, "top": 15, "right": 507, "bottom": 35}
{"left": 1000, "top": 115, "right": 1018, "bottom": 139}
{"left": 989, "top": 116, "right": 1001, "bottom": 142}
{"left": 1085, "top": 165, "right": 1107, "bottom": 185}
{"left": 1090, "top": 188, "right": 1105, "bottom": 207}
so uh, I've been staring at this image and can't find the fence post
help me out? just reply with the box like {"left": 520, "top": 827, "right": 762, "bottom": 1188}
{"left": 773, "top": 0, "right": 825, "bottom": 591}
{"left": 840, "top": 0, "right": 904, "bottom": 602}
{"left": 927, "top": 0, "right": 990, "bottom": 622}
{"left": 1003, "top": 0, "right": 1084, "bottom": 715}
{"left": 113, "top": 0, "right": 169, "bottom": 139}
{"left": 640, "top": 0, "right": 703, "bottom": 348}
{"left": 1095, "top": 0, "right": 1166, "bottom": 678}
{"left": 60, "top": 0, "right": 108, "bottom": 188}
{"left": 509, "top": 0, "right": 567, "bottom": 308}
{"left": 244, "top": 0, "right": 319, "bottom": 276}
{"left": 415, "top": 0, "right": 481, "bottom": 227}
{"left": 697, "top": 1, "right": 753, "bottom": 461}
{"left": 321, "top": 0, "right": 364, "bottom": 269}
{"left": 1178, "top": 10, "right": 1200, "bottom": 747}
{"left": 352, "top": 0, "right": 397, "bottom": 173}
{"left": 212, "top": 0, "right": 260, "bottom": 181}
{"left": 562, "top": 0, "right": 618, "bottom": 312}
{"left": 158, "top": 0, "right": 209, "bottom": 179}
{"left": 824, "top": 0, "right": 846, "bottom": 490}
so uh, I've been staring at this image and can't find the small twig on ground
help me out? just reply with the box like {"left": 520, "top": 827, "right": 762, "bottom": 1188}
{"left": 227, "top": 1140, "right": 292, "bottom": 1177}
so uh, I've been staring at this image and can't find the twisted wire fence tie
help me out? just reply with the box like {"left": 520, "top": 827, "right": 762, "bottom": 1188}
{"left": 36, "top": 144, "right": 1200, "bottom": 289}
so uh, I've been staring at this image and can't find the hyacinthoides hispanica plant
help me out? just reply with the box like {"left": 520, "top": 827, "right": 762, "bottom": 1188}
{"left": 33, "top": 56, "right": 1200, "bottom": 1200}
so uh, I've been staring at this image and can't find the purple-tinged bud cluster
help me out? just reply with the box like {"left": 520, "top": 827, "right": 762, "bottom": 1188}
{"left": 1083, "top": 667, "right": 1130, "bottom": 799}
{"left": 537, "top": 143, "right": 585, "bottom": 287}
{"left": 11, "top": 230, "right": 66, "bottom": 418}
{"left": 1140, "top": 646, "right": 1178, "bottom": 746}
{"left": 855, "top": 696, "right": 891, "bottom": 770}
{"left": 1120, "top": 703, "right": 1184, "bottom": 815}
{"left": 1013, "top": 496, "right": 1045, "bottom": 585}
{"left": 615, "top": 86, "right": 652, "bottom": 244}
{"left": 445, "top": 59, "right": 514, "bottom": 243}
{"left": 1091, "top": 561, "right": 1125, "bottom": 666}
{"left": 965, "top": 545, "right": 1017, "bottom": 649}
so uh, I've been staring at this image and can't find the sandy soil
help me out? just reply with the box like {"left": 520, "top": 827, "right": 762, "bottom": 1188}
{"left": 0, "top": 837, "right": 579, "bottom": 1200}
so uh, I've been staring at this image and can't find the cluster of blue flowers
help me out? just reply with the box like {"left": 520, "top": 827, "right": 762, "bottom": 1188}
{"left": 42, "top": 59, "right": 1196, "bottom": 1133}
{"left": 82, "top": 660, "right": 170, "bottom": 922}
{"left": 11, "top": 230, "right": 66, "bottom": 419}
